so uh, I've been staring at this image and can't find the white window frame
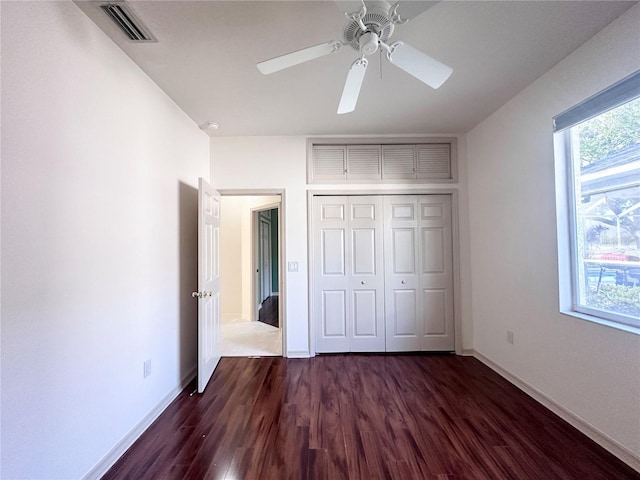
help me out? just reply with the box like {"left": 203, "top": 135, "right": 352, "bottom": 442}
{"left": 553, "top": 70, "right": 640, "bottom": 333}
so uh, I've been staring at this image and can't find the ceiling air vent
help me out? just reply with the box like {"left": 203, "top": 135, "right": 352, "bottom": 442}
{"left": 100, "top": 2, "right": 156, "bottom": 42}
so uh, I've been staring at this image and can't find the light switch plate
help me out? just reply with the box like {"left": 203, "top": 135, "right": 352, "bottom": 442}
{"left": 288, "top": 261, "right": 299, "bottom": 272}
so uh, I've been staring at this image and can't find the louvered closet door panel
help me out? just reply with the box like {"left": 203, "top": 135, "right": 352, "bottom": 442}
{"left": 346, "top": 145, "right": 381, "bottom": 181}
{"left": 382, "top": 145, "right": 416, "bottom": 180}
{"left": 313, "top": 197, "right": 350, "bottom": 353}
{"left": 418, "top": 195, "right": 454, "bottom": 350}
{"left": 416, "top": 144, "right": 451, "bottom": 179}
{"left": 313, "top": 145, "right": 347, "bottom": 182}
{"left": 384, "top": 196, "right": 421, "bottom": 352}
{"left": 349, "top": 196, "right": 385, "bottom": 351}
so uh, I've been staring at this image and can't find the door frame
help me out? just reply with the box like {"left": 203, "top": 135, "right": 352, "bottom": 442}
{"left": 219, "top": 189, "right": 286, "bottom": 357}
{"left": 307, "top": 188, "right": 463, "bottom": 356}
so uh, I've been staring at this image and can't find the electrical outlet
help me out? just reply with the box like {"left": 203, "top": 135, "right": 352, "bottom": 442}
{"left": 143, "top": 359, "right": 151, "bottom": 378}
{"left": 506, "top": 330, "right": 514, "bottom": 345}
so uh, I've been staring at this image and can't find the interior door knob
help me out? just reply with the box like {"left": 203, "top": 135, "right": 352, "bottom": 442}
{"left": 361, "top": 280, "right": 366, "bottom": 284}
{"left": 401, "top": 280, "right": 406, "bottom": 284}
{"left": 192, "top": 291, "right": 212, "bottom": 298}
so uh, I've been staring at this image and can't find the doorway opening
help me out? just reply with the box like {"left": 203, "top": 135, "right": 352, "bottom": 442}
{"left": 219, "top": 194, "right": 283, "bottom": 356}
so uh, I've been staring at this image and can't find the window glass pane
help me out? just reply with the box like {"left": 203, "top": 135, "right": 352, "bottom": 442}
{"left": 570, "top": 97, "right": 640, "bottom": 324}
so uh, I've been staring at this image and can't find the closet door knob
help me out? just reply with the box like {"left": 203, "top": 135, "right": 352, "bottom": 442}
{"left": 361, "top": 281, "right": 366, "bottom": 285}
{"left": 401, "top": 280, "right": 406, "bottom": 284}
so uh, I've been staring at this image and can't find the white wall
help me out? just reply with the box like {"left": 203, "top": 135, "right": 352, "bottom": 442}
{"left": 466, "top": 3, "right": 640, "bottom": 461}
{"left": 211, "top": 136, "right": 473, "bottom": 356}
{"left": 220, "top": 195, "right": 280, "bottom": 320}
{"left": 220, "top": 197, "right": 244, "bottom": 318}
{"left": 0, "top": 2, "right": 210, "bottom": 478}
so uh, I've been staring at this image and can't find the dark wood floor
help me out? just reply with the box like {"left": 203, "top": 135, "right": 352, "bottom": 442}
{"left": 258, "top": 295, "right": 278, "bottom": 328}
{"left": 103, "top": 355, "right": 639, "bottom": 480}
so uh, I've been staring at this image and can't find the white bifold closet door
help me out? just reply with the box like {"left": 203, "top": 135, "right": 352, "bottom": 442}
{"left": 313, "top": 196, "right": 385, "bottom": 353}
{"left": 384, "top": 195, "right": 454, "bottom": 351}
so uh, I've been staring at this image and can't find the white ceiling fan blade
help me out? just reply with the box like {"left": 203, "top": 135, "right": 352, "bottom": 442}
{"left": 257, "top": 41, "right": 341, "bottom": 75}
{"left": 337, "top": 58, "right": 368, "bottom": 114}
{"left": 387, "top": 42, "right": 452, "bottom": 89}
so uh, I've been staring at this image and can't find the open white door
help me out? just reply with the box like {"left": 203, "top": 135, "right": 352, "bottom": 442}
{"left": 195, "top": 178, "right": 221, "bottom": 393}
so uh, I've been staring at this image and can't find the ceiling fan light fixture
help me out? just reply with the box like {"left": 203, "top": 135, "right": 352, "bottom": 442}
{"left": 358, "top": 31, "right": 379, "bottom": 56}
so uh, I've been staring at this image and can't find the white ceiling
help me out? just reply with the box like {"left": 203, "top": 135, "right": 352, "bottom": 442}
{"left": 76, "top": 0, "right": 636, "bottom": 136}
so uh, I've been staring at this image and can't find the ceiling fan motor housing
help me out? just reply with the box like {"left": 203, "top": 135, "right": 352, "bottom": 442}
{"left": 343, "top": 1, "right": 395, "bottom": 51}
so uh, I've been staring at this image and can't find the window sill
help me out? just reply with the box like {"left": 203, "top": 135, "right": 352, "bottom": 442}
{"left": 560, "top": 309, "right": 640, "bottom": 335}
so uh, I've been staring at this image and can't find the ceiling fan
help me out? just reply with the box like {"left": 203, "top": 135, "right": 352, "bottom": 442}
{"left": 256, "top": 1, "right": 452, "bottom": 114}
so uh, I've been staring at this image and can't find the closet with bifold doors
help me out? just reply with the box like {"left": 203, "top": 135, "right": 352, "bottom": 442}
{"left": 312, "top": 194, "right": 454, "bottom": 353}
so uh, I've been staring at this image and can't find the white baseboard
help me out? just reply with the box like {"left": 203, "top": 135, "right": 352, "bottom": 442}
{"left": 286, "top": 350, "right": 311, "bottom": 358}
{"left": 473, "top": 350, "right": 640, "bottom": 473}
{"left": 81, "top": 367, "right": 197, "bottom": 480}
{"left": 460, "top": 348, "right": 475, "bottom": 356}
{"left": 222, "top": 313, "right": 241, "bottom": 321}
